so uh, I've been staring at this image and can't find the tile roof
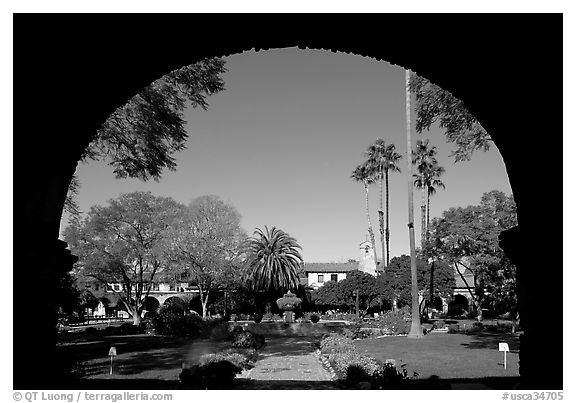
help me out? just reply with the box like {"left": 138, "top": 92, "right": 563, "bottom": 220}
{"left": 303, "top": 262, "right": 359, "bottom": 273}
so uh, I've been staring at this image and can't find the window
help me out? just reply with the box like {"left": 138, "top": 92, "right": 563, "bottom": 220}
{"left": 113, "top": 284, "right": 121, "bottom": 291}
{"left": 331, "top": 274, "right": 338, "bottom": 282}
{"left": 318, "top": 274, "right": 324, "bottom": 283}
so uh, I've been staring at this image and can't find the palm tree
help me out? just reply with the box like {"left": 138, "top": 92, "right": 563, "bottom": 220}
{"left": 405, "top": 69, "right": 424, "bottom": 338}
{"left": 244, "top": 226, "right": 303, "bottom": 294}
{"left": 414, "top": 163, "right": 446, "bottom": 240}
{"left": 351, "top": 163, "right": 378, "bottom": 269}
{"left": 412, "top": 139, "right": 445, "bottom": 246}
{"left": 365, "top": 139, "right": 402, "bottom": 268}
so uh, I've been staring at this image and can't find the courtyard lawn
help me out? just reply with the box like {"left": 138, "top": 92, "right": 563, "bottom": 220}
{"left": 58, "top": 333, "right": 231, "bottom": 387}
{"left": 354, "top": 331, "right": 520, "bottom": 380}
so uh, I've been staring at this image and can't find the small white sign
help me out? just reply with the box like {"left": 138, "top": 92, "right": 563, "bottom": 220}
{"left": 499, "top": 343, "right": 509, "bottom": 352}
{"left": 109, "top": 347, "right": 117, "bottom": 356}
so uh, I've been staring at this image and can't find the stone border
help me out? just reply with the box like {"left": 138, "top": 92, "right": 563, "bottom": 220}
{"left": 315, "top": 349, "right": 339, "bottom": 381}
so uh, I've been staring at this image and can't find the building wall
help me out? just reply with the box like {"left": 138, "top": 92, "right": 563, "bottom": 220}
{"left": 307, "top": 272, "right": 347, "bottom": 289}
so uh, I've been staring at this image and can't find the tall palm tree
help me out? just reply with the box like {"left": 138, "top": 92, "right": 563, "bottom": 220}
{"left": 414, "top": 163, "right": 446, "bottom": 240}
{"left": 244, "top": 226, "right": 303, "bottom": 293}
{"left": 365, "top": 139, "right": 402, "bottom": 268}
{"left": 351, "top": 163, "right": 378, "bottom": 269}
{"left": 405, "top": 69, "right": 423, "bottom": 338}
{"left": 412, "top": 139, "right": 444, "bottom": 247}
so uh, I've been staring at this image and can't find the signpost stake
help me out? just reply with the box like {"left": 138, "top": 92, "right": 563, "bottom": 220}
{"left": 108, "top": 346, "right": 117, "bottom": 375}
{"left": 498, "top": 342, "right": 509, "bottom": 369}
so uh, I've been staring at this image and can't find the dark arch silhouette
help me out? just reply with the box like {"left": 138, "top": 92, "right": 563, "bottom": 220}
{"left": 142, "top": 296, "right": 160, "bottom": 316}
{"left": 13, "top": 15, "right": 562, "bottom": 390}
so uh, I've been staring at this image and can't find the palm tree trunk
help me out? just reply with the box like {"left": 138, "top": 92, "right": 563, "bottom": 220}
{"left": 421, "top": 188, "right": 426, "bottom": 249}
{"left": 427, "top": 190, "right": 430, "bottom": 236}
{"left": 385, "top": 169, "right": 390, "bottom": 268}
{"left": 378, "top": 174, "right": 385, "bottom": 274}
{"left": 405, "top": 69, "right": 423, "bottom": 338}
{"left": 364, "top": 183, "right": 378, "bottom": 270}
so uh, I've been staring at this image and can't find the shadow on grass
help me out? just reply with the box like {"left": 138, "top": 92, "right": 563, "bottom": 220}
{"left": 62, "top": 375, "right": 521, "bottom": 390}
{"left": 460, "top": 332, "right": 520, "bottom": 352}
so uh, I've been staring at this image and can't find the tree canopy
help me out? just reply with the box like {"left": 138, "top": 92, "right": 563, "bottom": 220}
{"left": 83, "top": 58, "right": 227, "bottom": 181}
{"left": 244, "top": 226, "right": 303, "bottom": 293}
{"left": 409, "top": 73, "right": 492, "bottom": 163}
{"left": 425, "top": 190, "right": 517, "bottom": 315}
{"left": 165, "top": 195, "right": 247, "bottom": 318}
{"left": 63, "top": 191, "right": 183, "bottom": 324}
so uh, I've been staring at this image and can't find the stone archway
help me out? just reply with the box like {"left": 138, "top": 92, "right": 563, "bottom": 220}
{"left": 142, "top": 296, "right": 160, "bottom": 317}
{"left": 14, "top": 16, "right": 562, "bottom": 389}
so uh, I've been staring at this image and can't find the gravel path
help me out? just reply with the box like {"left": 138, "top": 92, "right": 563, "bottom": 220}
{"left": 235, "top": 336, "right": 339, "bottom": 389}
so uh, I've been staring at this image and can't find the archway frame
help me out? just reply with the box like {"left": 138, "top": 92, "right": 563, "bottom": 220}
{"left": 13, "top": 15, "right": 562, "bottom": 389}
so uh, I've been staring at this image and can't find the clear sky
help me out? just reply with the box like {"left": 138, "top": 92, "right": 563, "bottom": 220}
{"left": 61, "top": 48, "right": 513, "bottom": 263}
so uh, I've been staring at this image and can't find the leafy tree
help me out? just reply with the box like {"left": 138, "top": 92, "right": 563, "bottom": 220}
{"left": 83, "top": 58, "right": 227, "bottom": 180}
{"left": 409, "top": 73, "right": 492, "bottom": 163}
{"left": 63, "top": 174, "right": 81, "bottom": 218}
{"left": 63, "top": 191, "right": 181, "bottom": 325}
{"left": 378, "top": 256, "right": 454, "bottom": 313}
{"left": 63, "top": 59, "right": 227, "bottom": 213}
{"left": 337, "top": 270, "right": 380, "bottom": 314}
{"left": 364, "top": 139, "right": 403, "bottom": 267}
{"left": 244, "top": 226, "right": 303, "bottom": 312}
{"left": 165, "top": 195, "right": 247, "bottom": 318}
{"left": 351, "top": 163, "right": 378, "bottom": 268}
{"left": 312, "top": 280, "right": 345, "bottom": 309}
{"left": 425, "top": 190, "right": 517, "bottom": 319}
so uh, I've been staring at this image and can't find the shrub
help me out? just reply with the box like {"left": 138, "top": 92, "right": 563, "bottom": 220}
{"left": 209, "top": 322, "right": 233, "bottom": 341}
{"left": 221, "top": 347, "right": 259, "bottom": 369}
{"left": 329, "top": 351, "right": 380, "bottom": 379}
{"left": 151, "top": 306, "right": 206, "bottom": 337}
{"left": 117, "top": 323, "right": 143, "bottom": 335}
{"left": 432, "top": 320, "right": 446, "bottom": 330}
{"left": 447, "top": 324, "right": 460, "bottom": 333}
{"left": 371, "top": 362, "right": 415, "bottom": 388}
{"left": 469, "top": 322, "right": 484, "bottom": 332}
{"left": 373, "top": 310, "right": 411, "bottom": 335}
{"left": 180, "top": 360, "right": 242, "bottom": 389}
{"left": 310, "top": 313, "right": 320, "bottom": 323}
{"left": 230, "top": 314, "right": 237, "bottom": 322}
{"left": 262, "top": 313, "right": 282, "bottom": 322}
{"left": 253, "top": 314, "right": 263, "bottom": 323}
{"left": 83, "top": 326, "right": 99, "bottom": 335}
{"left": 232, "top": 330, "right": 265, "bottom": 350}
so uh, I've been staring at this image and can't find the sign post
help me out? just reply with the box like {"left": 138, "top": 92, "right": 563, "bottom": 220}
{"left": 109, "top": 347, "right": 117, "bottom": 375}
{"left": 498, "top": 342, "right": 509, "bottom": 369}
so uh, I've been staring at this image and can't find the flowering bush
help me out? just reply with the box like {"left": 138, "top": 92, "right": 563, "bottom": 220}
{"left": 372, "top": 310, "right": 411, "bottom": 335}
{"left": 320, "top": 334, "right": 356, "bottom": 354}
{"left": 330, "top": 351, "right": 380, "bottom": 378}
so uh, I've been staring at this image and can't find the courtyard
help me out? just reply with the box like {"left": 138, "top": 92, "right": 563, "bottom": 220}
{"left": 58, "top": 319, "right": 520, "bottom": 390}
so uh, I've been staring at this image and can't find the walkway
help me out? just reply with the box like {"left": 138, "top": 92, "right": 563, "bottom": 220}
{"left": 235, "top": 336, "right": 339, "bottom": 389}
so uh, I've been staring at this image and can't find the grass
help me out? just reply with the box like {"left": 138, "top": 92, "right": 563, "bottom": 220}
{"left": 57, "top": 332, "right": 231, "bottom": 386}
{"left": 57, "top": 322, "right": 522, "bottom": 389}
{"left": 354, "top": 331, "right": 520, "bottom": 380}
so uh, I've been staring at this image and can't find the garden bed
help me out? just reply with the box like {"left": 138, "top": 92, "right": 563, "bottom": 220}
{"left": 232, "top": 321, "right": 349, "bottom": 336}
